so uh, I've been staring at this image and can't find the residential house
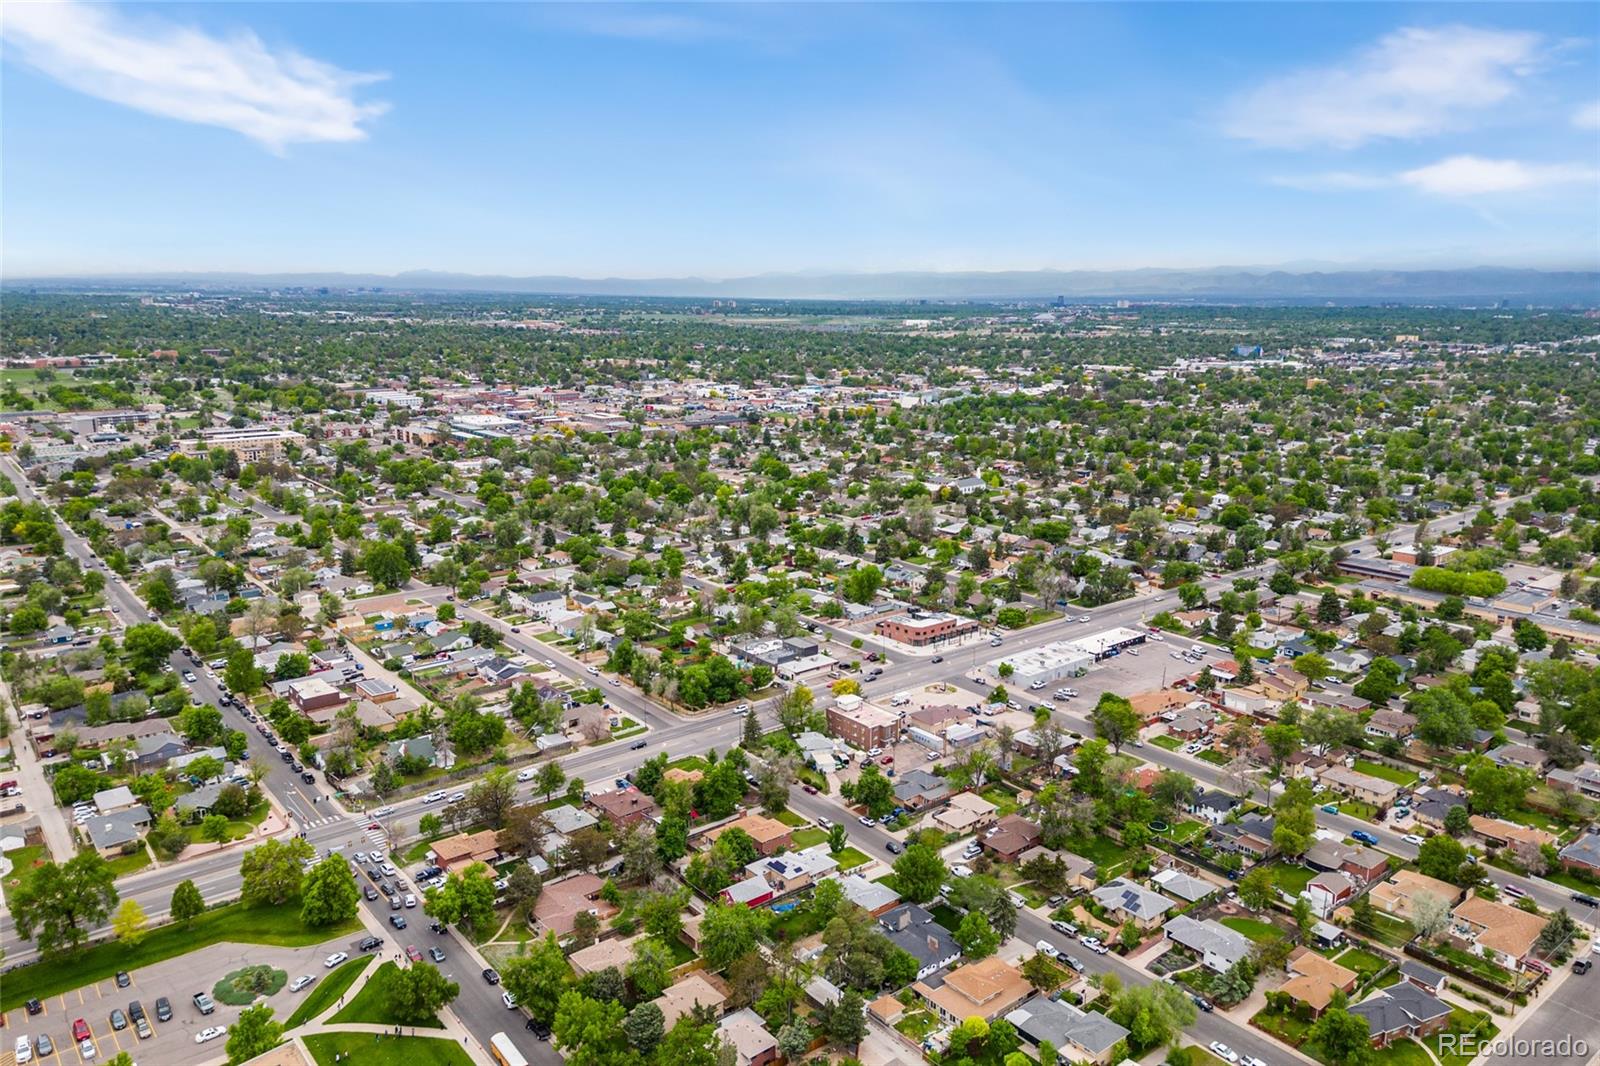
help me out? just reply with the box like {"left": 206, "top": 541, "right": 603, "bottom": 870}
{"left": 568, "top": 935, "right": 640, "bottom": 978}
{"left": 1398, "top": 961, "right": 1448, "bottom": 996}
{"left": 708, "top": 813, "right": 793, "bottom": 857}
{"left": 894, "top": 769, "right": 951, "bottom": 810}
{"left": 1368, "top": 870, "right": 1461, "bottom": 922}
{"left": 1410, "top": 788, "right": 1467, "bottom": 832}
{"left": 84, "top": 806, "right": 151, "bottom": 854}
{"left": 1210, "top": 813, "right": 1276, "bottom": 858}
{"left": 654, "top": 972, "right": 728, "bottom": 1031}
{"left": 1485, "top": 743, "right": 1549, "bottom": 774}
{"left": 1151, "top": 868, "right": 1214, "bottom": 904}
{"left": 430, "top": 829, "right": 501, "bottom": 874}
{"left": 1006, "top": 996, "right": 1131, "bottom": 1064}
{"left": 1364, "top": 709, "right": 1417, "bottom": 741}
{"left": 1547, "top": 763, "right": 1600, "bottom": 801}
{"left": 1318, "top": 765, "right": 1401, "bottom": 808}
{"left": 1558, "top": 831, "right": 1600, "bottom": 877}
{"left": 879, "top": 904, "right": 961, "bottom": 979}
{"left": 1305, "top": 871, "right": 1357, "bottom": 918}
{"left": 530, "top": 873, "right": 618, "bottom": 939}
{"left": 1349, "top": 984, "right": 1452, "bottom": 1047}
{"left": 715, "top": 1008, "right": 779, "bottom": 1066}
{"left": 1448, "top": 895, "right": 1549, "bottom": 970}
{"left": 1280, "top": 948, "right": 1359, "bottom": 1017}
{"left": 1187, "top": 789, "right": 1240, "bottom": 825}
{"left": 1305, "top": 840, "right": 1389, "bottom": 884}
{"left": 1162, "top": 915, "right": 1252, "bottom": 973}
{"left": 933, "top": 791, "right": 1000, "bottom": 835}
{"left": 587, "top": 786, "right": 660, "bottom": 828}
{"left": 1469, "top": 816, "right": 1558, "bottom": 852}
{"left": 837, "top": 874, "right": 901, "bottom": 916}
{"left": 1090, "top": 878, "right": 1175, "bottom": 930}
{"left": 914, "top": 956, "right": 1034, "bottom": 1024}
{"left": 981, "top": 816, "right": 1042, "bottom": 862}
{"left": 93, "top": 785, "right": 139, "bottom": 814}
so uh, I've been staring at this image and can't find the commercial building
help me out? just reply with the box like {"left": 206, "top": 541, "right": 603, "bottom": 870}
{"left": 993, "top": 641, "right": 1094, "bottom": 689}
{"left": 874, "top": 610, "right": 980, "bottom": 647}
{"left": 825, "top": 695, "right": 899, "bottom": 750}
{"left": 183, "top": 427, "right": 306, "bottom": 463}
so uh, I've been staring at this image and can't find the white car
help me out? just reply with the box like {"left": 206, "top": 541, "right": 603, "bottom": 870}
{"left": 1150, "top": 634, "right": 1166, "bottom": 642}
{"left": 1503, "top": 884, "right": 1527, "bottom": 899}
{"left": 1242, "top": 1057, "right": 1269, "bottom": 1066}
{"left": 1079, "top": 935, "right": 1101, "bottom": 949}
{"left": 733, "top": 704, "right": 751, "bottom": 715}
{"left": 586, "top": 666, "right": 599, "bottom": 676}
{"left": 374, "top": 805, "right": 394, "bottom": 816}
{"left": 1402, "top": 833, "right": 1425, "bottom": 846}
{"left": 502, "top": 991, "right": 519, "bottom": 1009}
{"left": 817, "top": 817, "right": 832, "bottom": 829}
{"left": 1210, "top": 1044, "right": 1239, "bottom": 1063}
{"left": 16, "top": 1035, "right": 33, "bottom": 1064}
{"left": 404, "top": 894, "right": 417, "bottom": 908}
{"left": 516, "top": 768, "right": 536, "bottom": 782}
{"left": 380, "top": 862, "right": 397, "bottom": 876}
{"left": 1035, "top": 940, "right": 1059, "bottom": 958}
{"left": 950, "top": 864, "right": 973, "bottom": 878}
{"left": 289, "top": 975, "right": 315, "bottom": 992}
{"left": 195, "top": 1027, "right": 228, "bottom": 1044}
{"left": 325, "top": 952, "right": 349, "bottom": 968}
{"left": 868, "top": 748, "right": 882, "bottom": 757}
{"left": 448, "top": 792, "right": 466, "bottom": 803}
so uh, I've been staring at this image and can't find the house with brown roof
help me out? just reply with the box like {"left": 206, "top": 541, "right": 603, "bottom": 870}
{"left": 932, "top": 791, "right": 999, "bottom": 834}
{"left": 915, "top": 957, "right": 1034, "bottom": 1024}
{"left": 1448, "top": 895, "right": 1548, "bottom": 970}
{"left": 1368, "top": 869, "right": 1460, "bottom": 922}
{"left": 429, "top": 829, "right": 501, "bottom": 873}
{"left": 716, "top": 1007, "right": 778, "bottom": 1066}
{"left": 531, "top": 872, "right": 619, "bottom": 939}
{"left": 587, "top": 785, "right": 659, "bottom": 827}
{"left": 568, "top": 934, "right": 641, "bottom": 977}
{"left": 1280, "top": 947, "right": 1359, "bottom": 1017}
{"left": 981, "top": 815, "right": 1042, "bottom": 862}
{"left": 707, "top": 813, "right": 792, "bottom": 856}
{"left": 654, "top": 971, "right": 728, "bottom": 1030}
{"left": 1468, "top": 815, "right": 1558, "bottom": 852}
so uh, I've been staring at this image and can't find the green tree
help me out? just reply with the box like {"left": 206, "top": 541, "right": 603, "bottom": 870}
{"left": 891, "top": 843, "right": 947, "bottom": 903}
{"left": 536, "top": 760, "right": 567, "bottom": 802}
{"left": 361, "top": 541, "right": 413, "bottom": 589}
{"left": 852, "top": 761, "right": 895, "bottom": 817}
{"left": 120, "top": 622, "right": 182, "bottom": 673}
{"left": 625, "top": 937, "right": 675, "bottom": 999}
{"left": 553, "top": 990, "right": 627, "bottom": 1066}
{"left": 200, "top": 814, "right": 231, "bottom": 843}
{"left": 1308, "top": 1006, "right": 1372, "bottom": 1066}
{"left": 225, "top": 1004, "right": 284, "bottom": 1066}
{"left": 11, "top": 851, "right": 119, "bottom": 956}
{"left": 1416, "top": 835, "right": 1469, "bottom": 883}
{"left": 300, "top": 855, "right": 360, "bottom": 927}
{"left": 622, "top": 1001, "right": 665, "bottom": 1055}
{"left": 1106, "top": 981, "right": 1196, "bottom": 1051}
{"left": 171, "top": 879, "right": 205, "bottom": 923}
{"left": 111, "top": 898, "right": 148, "bottom": 946}
{"left": 239, "top": 837, "right": 314, "bottom": 905}
{"left": 386, "top": 962, "right": 460, "bottom": 1024}
{"left": 955, "top": 910, "right": 1000, "bottom": 959}
{"left": 699, "top": 901, "right": 768, "bottom": 970}
{"left": 423, "top": 862, "right": 498, "bottom": 933}
{"left": 501, "top": 932, "right": 573, "bottom": 1025}
{"left": 1091, "top": 693, "right": 1141, "bottom": 753}
{"left": 1237, "top": 866, "right": 1276, "bottom": 911}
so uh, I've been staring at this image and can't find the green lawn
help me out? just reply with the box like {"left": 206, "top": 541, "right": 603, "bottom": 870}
{"left": 1220, "top": 916, "right": 1280, "bottom": 943}
{"left": 1264, "top": 862, "right": 1316, "bottom": 894}
{"left": 1167, "top": 819, "right": 1208, "bottom": 844}
{"left": 0, "top": 900, "right": 362, "bottom": 1011}
{"left": 1333, "top": 945, "right": 1389, "bottom": 980}
{"left": 1369, "top": 1038, "right": 1436, "bottom": 1066}
{"left": 1353, "top": 760, "right": 1420, "bottom": 787}
{"left": 106, "top": 848, "right": 154, "bottom": 878}
{"left": 979, "top": 784, "right": 1021, "bottom": 817}
{"left": 789, "top": 827, "right": 828, "bottom": 849}
{"left": 285, "top": 955, "right": 373, "bottom": 1029}
{"left": 1197, "top": 750, "right": 1229, "bottom": 767}
{"left": 1150, "top": 735, "right": 1182, "bottom": 751}
{"left": 1250, "top": 1006, "right": 1312, "bottom": 1046}
{"left": 2, "top": 844, "right": 49, "bottom": 896}
{"left": 1337, "top": 799, "right": 1382, "bottom": 823}
{"left": 929, "top": 904, "right": 964, "bottom": 932}
{"left": 832, "top": 846, "right": 870, "bottom": 871}
{"left": 304, "top": 1033, "right": 474, "bottom": 1066}
{"left": 1430, "top": 1009, "right": 1498, "bottom": 1066}
{"left": 1061, "top": 834, "right": 1128, "bottom": 866}
{"left": 330, "top": 962, "right": 445, "bottom": 1028}
{"left": 772, "top": 810, "right": 808, "bottom": 827}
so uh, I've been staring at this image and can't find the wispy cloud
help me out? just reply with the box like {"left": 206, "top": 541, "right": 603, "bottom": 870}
{"left": 1575, "top": 100, "right": 1600, "bottom": 130}
{"left": 547, "top": 9, "right": 740, "bottom": 44}
{"left": 1222, "top": 25, "right": 1542, "bottom": 149}
{"left": 1398, "top": 155, "right": 1597, "bottom": 196}
{"left": 1, "top": 0, "right": 387, "bottom": 151}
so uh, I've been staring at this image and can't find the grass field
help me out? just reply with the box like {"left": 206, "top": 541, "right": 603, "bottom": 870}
{"left": 106, "top": 848, "right": 154, "bottom": 878}
{"left": 1352, "top": 760, "right": 1420, "bottom": 787}
{"left": 286, "top": 955, "right": 373, "bottom": 1028}
{"left": 772, "top": 810, "right": 808, "bottom": 827}
{"left": 304, "top": 1033, "right": 474, "bottom": 1066}
{"left": 1150, "top": 735, "right": 1182, "bottom": 751}
{"left": 789, "top": 827, "right": 828, "bottom": 849}
{"left": 2, "top": 844, "right": 48, "bottom": 896}
{"left": 1197, "top": 750, "right": 1230, "bottom": 766}
{"left": 0, "top": 900, "right": 362, "bottom": 1011}
{"left": 1220, "top": 916, "right": 1280, "bottom": 943}
{"left": 832, "top": 846, "right": 870, "bottom": 871}
{"left": 1264, "top": 862, "right": 1316, "bottom": 894}
{"left": 330, "top": 962, "right": 445, "bottom": 1028}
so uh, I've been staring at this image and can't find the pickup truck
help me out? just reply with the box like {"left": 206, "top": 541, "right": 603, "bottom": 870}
{"left": 1350, "top": 830, "right": 1379, "bottom": 846}
{"left": 193, "top": 992, "right": 215, "bottom": 1015}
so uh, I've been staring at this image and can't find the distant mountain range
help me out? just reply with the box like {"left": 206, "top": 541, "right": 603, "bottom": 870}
{"left": 8, "top": 266, "right": 1598, "bottom": 303}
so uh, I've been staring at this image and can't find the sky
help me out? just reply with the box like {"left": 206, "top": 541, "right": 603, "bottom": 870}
{"left": 2, "top": 1, "right": 1597, "bottom": 278}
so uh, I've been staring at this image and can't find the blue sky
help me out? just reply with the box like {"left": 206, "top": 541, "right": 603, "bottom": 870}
{"left": 3, "top": 2, "right": 1597, "bottom": 277}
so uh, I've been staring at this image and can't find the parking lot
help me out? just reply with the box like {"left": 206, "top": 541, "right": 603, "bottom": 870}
{"left": 3, "top": 937, "right": 382, "bottom": 1066}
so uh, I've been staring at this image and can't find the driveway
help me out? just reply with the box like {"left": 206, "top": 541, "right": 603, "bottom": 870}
{"left": 3, "top": 938, "right": 382, "bottom": 1066}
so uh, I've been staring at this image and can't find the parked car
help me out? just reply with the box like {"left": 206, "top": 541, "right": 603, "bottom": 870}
{"left": 155, "top": 998, "right": 172, "bottom": 1022}
{"left": 1034, "top": 940, "right": 1059, "bottom": 958}
{"left": 290, "top": 975, "right": 315, "bottom": 993}
{"left": 390, "top": 915, "right": 407, "bottom": 929}
{"left": 36, "top": 1034, "right": 54, "bottom": 1058}
{"left": 502, "top": 991, "right": 519, "bottom": 1009}
{"left": 15, "top": 1036, "right": 33, "bottom": 1065}
{"left": 195, "top": 1026, "right": 227, "bottom": 1044}
{"left": 429, "top": 947, "right": 446, "bottom": 962}
{"left": 193, "top": 992, "right": 216, "bottom": 1015}
{"left": 886, "top": 840, "right": 903, "bottom": 854}
{"left": 325, "top": 952, "right": 349, "bottom": 967}
{"left": 483, "top": 968, "right": 501, "bottom": 985}
{"left": 1351, "top": 830, "right": 1379, "bottom": 846}
{"left": 406, "top": 946, "right": 423, "bottom": 963}
{"left": 1209, "top": 1043, "right": 1239, "bottom": 1063}
{"left": 359, "top": 936, "right": 385, "bottom": 952}
{"left": 109, "top": 1009, "right": 127, "bottom": 1031}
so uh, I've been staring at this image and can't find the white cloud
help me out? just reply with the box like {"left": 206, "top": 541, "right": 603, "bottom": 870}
{"left": 1575, "top": 100, "right": 1600, "bottom": 130}
{"left": 1397, "top": 155, "right": 1597, "bottom": 196}
{"left": 1222, "top": 25, "right": 1542, "bottom": 148}
{"left": 1, "top": 0, "right": 387, "bottom": 151}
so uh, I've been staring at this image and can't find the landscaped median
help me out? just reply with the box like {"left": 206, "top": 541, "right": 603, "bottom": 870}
{"left": 0, "top": 898, "right": 363, "bottom": 1011}
{"left": 303, "top": 1032, "right": 474, "bottom": 1066}
{"left": 285, "top": 955, "right": 374, "bottom": 1029}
